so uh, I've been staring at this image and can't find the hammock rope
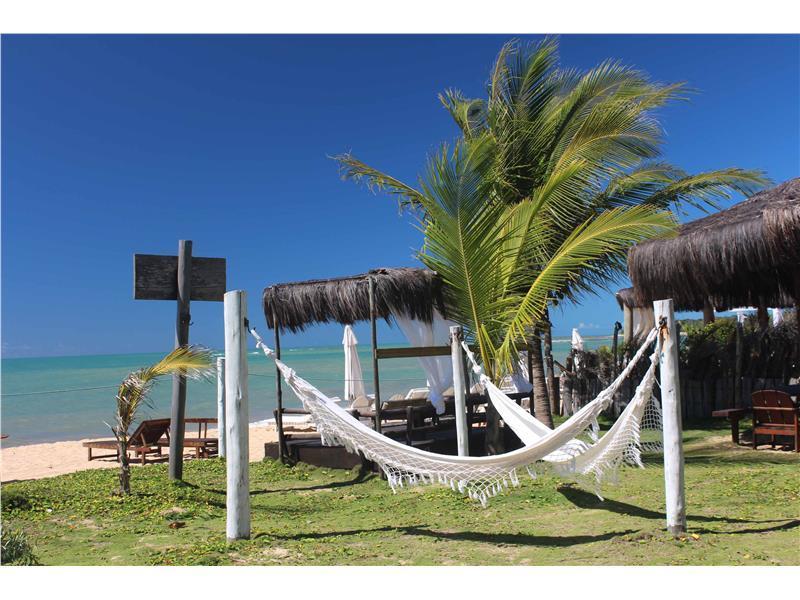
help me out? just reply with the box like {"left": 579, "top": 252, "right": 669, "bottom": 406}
{"left": 250, "top": 328, "right": 662, "bottom": 506}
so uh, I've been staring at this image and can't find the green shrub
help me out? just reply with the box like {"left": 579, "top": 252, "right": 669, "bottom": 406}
{"left": 1, "top": 491, "right": 32, "bottom": 512}
{"left": 1, "top": 527, "right": 40, "bottom": 565}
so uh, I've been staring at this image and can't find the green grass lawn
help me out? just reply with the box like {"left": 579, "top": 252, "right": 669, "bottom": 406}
{"left": 2, "top": 424, "right": 798, "bottom": 566}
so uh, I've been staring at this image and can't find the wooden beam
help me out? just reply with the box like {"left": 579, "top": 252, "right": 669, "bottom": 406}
{"left": 375, "top": 345, "right": 452, "bottom": 359}
{"left": 654, "top": 298, "right": 687, "bottom": 536}
{"left": 224, "top": 290, "right": 250, "bottom": 541}
{"left": 168, "top": 240, "right": 192, "bottom": 481}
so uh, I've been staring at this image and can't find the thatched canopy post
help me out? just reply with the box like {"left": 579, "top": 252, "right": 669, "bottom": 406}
{"left": 272, "top": 307, "right": 286, "bottom": 463}
{"left": 368, "top": 275, "right": 382, "bottom": 433}
{"left": 702, "top": 298, "right": 715, "bottom": 325}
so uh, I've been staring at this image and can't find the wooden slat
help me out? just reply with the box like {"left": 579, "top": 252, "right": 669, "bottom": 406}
{"left": 134, "top": 254, "right": 226, "bottom": 301}
{"left": 376, "top": 345, "right": 452, "bottom": 359}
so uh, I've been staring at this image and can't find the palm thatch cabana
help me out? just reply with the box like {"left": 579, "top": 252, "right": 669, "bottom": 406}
{"left": 627, "top": 178, "right": 800, "bottom": 319}
{"left": 262, "top": 267, "right": 451, "bottom": 461}
{"left": 262, "top": 267, "right": 447, "bottom": 333}
{"left": 615, "top": 287, "right": 655, "bottom": 343}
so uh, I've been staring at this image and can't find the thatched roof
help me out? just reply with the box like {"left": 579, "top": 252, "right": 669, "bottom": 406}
{"left": 628, "top": 178, "right": 800, "bottom": 311}
{"left": 263, "top": 267, "right": 448, "bottom": 332}
{"left": 615, "top": 287, "right": 640, "bottom": 310}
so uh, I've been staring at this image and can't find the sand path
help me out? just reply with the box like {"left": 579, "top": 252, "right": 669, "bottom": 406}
{"left": 0, "top": 425, "right": 279, "bottom": 483}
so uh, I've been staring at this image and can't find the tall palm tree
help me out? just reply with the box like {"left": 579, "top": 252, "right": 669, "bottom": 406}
{"left": 112, "top": 346, "right": 213, "bottom": 494}
{"left": 336, "top": 38, "right": 765, "bottom": 430}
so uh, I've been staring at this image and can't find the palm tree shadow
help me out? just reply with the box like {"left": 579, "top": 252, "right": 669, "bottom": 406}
{"left": 249, "top": 468, "right": 374, "bottom": 496}
{"left": 399, "top": 526, "right": 639, "bottom": 547}
{"left": 558, "top": 485, "right": 793, "bottom": 528}
{"left": 262, "top": 524, "right": 637, "bottom": 548}
{"left": 204, "top": 468, "right": 374, "bottom": 497}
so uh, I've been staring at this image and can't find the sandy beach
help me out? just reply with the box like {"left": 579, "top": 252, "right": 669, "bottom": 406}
{"left": 0, "top": 424, "right": 281, "bottom": 483}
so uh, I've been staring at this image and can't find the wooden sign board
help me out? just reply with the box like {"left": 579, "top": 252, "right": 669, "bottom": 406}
{"left": 134, "top": 254, "right": 226, "bottom": 301}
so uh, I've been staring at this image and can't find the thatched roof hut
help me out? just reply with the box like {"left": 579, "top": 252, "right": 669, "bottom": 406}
{"left": 262, "top": 267, "right": 447, "bottom": 333}
{"left": 628, "top": 178, "right": 800, "bottom": 312}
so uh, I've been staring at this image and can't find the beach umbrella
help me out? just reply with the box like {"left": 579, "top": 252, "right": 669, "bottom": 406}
{"left": 342, "top": 325, "right": 366, "bottom": 402}
{"left": 571, "top": 328, "right": 584, "bottom": 351}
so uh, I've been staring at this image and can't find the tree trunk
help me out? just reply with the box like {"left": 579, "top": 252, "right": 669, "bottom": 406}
{"left": 529, "top": 329, "right": 554, "bottom": 428}
{"left": 542, "top": 319, "right": 558, "bottom": 416}
{"left": 118, "top": 437, "right": 130, "bottom": 495}
{"left": 484, "top": 396, "right": 505, "bottom": 455}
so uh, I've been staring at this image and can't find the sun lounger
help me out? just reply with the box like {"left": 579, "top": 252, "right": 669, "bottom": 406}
{"left": 83, "top": 418, "right": 171, "bottom": 464}
{"left": 157, "top": 417, "right": 219, "bottom": 458}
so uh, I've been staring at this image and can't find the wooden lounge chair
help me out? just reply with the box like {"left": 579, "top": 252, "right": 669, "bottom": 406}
{"left": 83, "top": 418, "right": 171, "bottom": 464}
{"left": 751, "top": 390, "right": 799, "bottom": 452}
{"left": 171, "top": 418, "right": 219, "bottom": 458}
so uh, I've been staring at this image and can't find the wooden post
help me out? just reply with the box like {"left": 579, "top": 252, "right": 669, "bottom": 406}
{"left": 757, "top": 300, "right": 769, "bottom": 331}
{"left": 216, "top": 357, "right": 226, "bottom": 458}
{"left": 612, "top": 321, "right": 622, "bottom": 378}
{"left": 702, "top": 298, "right": 715, "bottom": 325}
{"left": 450, "top": 326, "right": 469, "bottom": 457}
{"left": 369, "top": 276, "right": 382, "bottom": 433}
{"left": 169, "top": 240, "right": 192, "bottom": 480}
{"left": 734, "top": 321, "right": 744, "bottom": 408}
{"left": 273, "top": 309, "right": 286, "bottom": 463}
{"left": 224, "top": 290, "right": 250, "bottom": 541}
{"left": 622, "top": 304, "right": 633, "bottom": 344}
{"left": 653, "top": 299, "right": 687, "bottom": 536}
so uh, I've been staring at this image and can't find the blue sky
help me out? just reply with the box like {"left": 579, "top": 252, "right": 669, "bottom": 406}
{"left": 2, "top": 34, "right": 798, "bottom": 358}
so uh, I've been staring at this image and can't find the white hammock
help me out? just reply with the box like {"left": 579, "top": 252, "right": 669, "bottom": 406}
{"left": 251, "top": 328, "right": 662, "bottom": 506}
{"left": 462, "top": 328, "right": 659, "bottom": 452}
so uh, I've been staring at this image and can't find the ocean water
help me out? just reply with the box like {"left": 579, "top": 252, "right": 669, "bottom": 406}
{"left": 1, "top": 337, "right": 610, "bottom": 447}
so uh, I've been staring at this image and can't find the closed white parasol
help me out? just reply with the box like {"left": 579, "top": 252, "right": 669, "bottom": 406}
{"left": 343, "top": 325, "right": 366, "bottom": 402}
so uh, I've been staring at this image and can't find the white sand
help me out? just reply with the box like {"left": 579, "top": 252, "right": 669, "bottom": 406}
{"left": 0, "top": 425, "right": 280, "bottom": 483}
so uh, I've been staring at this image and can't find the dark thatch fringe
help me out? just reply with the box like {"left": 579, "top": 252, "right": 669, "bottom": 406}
{"left": 615, "top": 287, "right": 639, "bottom": 309}
{"left": 628, "top": 178, "right": 800, "bottom": 311}
{"left": 263, "top": 267, "right": 448, "bottom": 332}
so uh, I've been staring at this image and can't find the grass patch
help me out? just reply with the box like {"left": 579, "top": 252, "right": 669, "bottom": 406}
{"left": 2, "top": 427, "right": 798, "bottom": 565}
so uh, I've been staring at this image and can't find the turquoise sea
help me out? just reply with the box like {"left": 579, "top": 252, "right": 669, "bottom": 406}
{"left": 1, "top": 337, "right": 610, "bottom": 447}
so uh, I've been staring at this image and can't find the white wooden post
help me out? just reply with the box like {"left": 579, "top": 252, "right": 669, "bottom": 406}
{"left": 224, "top": 290, "right": 250, "bottom": 541}
{"left": 653, "top": 299, "right": 687, "bottom": 536}
{"left": 450, "top": 325, "right": 469, "bottom": 457}
{"left": 216, "top": 356, "right": 226, "bottom": 458}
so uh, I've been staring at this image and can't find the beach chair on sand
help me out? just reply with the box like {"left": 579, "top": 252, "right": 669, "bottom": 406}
{"left": 83, "top": 418, "right": 170, "bottom": 464}
{"left": 159, "top": 417, "right": 219, "bottom": 459}
{"left": 751, "top": 390, "right": 799, "bottom": 452}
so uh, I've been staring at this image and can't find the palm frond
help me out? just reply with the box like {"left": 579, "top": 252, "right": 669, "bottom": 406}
{"left": 114, "top": 345, "right": 214, "bottom": 438}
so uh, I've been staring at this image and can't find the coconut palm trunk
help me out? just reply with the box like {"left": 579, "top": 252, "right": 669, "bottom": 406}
{"left": 117, "top": 434, "right": 131, "bottom": 495}
{"left": 529, "top": 329, "right": 553, "bottom": 428}
{"left": 542, "top": 314, "right": 559, "bottom": 416}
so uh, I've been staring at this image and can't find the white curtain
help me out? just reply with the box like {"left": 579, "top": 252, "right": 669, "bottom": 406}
{"left": 342, "top": 325, "right": 366, "bottom": 402}
{"left": 772, "top": 308, "right": 784, "bottom": 326}
{"left": 507, "top": 353, "right": 533, "bottom": 393}
{"left": 394, "top": 311, "right": 454, "bottom": 414}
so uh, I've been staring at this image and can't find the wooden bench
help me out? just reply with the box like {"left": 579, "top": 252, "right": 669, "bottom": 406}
{"left": 751, "top": 390, "right": 799, "bottom": 452}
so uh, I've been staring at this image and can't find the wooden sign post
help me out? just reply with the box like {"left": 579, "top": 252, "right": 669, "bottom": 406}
{"left": 134, "top": 240, "right": 226, "bottom": 481}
